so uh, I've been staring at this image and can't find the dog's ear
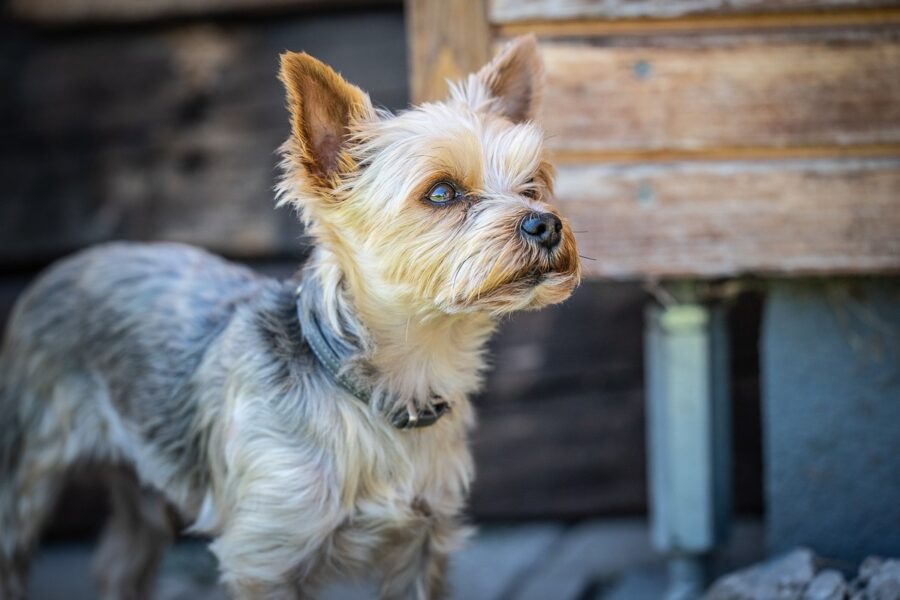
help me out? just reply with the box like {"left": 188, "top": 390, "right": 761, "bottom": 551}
{"left": 279, "top": 52, "right": 374, "bottom": 185}
{"left": 476, "top": 35, "right": 543, "bottom": 124}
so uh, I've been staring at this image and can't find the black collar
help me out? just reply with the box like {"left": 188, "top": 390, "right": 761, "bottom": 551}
{"left": 298, "top": 297, "right": 450, "bottom": 430}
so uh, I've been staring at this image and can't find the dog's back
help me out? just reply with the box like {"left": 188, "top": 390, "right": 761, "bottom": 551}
{"left": 0, "top": 242, "right": 269, "bottom": 595}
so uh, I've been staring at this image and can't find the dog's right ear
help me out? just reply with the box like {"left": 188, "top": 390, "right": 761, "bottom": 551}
{"left": 476, "top": 35, "right": 543, "bottom": 124}
{"left": 279, "top": 52, "right": 374, "bottom": 187}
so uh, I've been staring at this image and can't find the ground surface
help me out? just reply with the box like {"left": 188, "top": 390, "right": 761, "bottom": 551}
{"left": 29, "top": 519, "right": 763, "bottom": 600}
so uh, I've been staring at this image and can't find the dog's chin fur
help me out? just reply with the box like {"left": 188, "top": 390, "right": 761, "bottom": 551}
{"left": 0, "top": 35, "right": 580, "bottom": 600}
{"left": 439, "top": 269, "right": 579, "bottom": 315}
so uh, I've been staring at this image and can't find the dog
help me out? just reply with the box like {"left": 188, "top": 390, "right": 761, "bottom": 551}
{"left": 0, "top": 35, "right": 580, "bottom": 599}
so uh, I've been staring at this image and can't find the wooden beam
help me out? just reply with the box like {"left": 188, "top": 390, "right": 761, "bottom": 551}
{"left": 490, "top": 0, "right": 900, "bottom": 23}
{"left": 533, "top": 35, "right": 900, "bottom": 157}
{"left": 5, "top": 0, "right": 399, "bottom": 24}
{"left": 495, "top": 8, "right": 900, "bottom": 37}
{"left": 549, "top": 144, "right": 900, "bottom": 165}
{"left": 554, "top": 159, "right": 900, "bottom": 279}
{"left": 406, "top": 0, "right": 491, "bottom": 104}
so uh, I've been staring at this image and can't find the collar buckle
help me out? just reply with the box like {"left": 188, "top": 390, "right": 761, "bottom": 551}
{"left": 390, "top": 399, "right": 451, "bottom": 429}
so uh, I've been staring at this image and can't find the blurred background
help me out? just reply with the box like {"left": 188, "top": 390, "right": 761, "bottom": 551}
{"left": 0, "top": 0, "right": 898, "bottom": 599}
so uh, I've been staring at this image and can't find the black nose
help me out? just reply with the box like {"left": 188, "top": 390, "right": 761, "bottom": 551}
{"left": 520, "top": 212, "right": 562, "bottom": 250}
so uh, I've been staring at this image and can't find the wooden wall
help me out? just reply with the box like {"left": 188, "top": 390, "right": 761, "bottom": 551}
{"left": 0, "top": 1, "right": 768, "bottom": 528}
{"left": 0, "top": 3, "right": 662, "bottom": 527}
{"left": 0, "top": 8, "right": 408, "bottom": 268}
{"left": 409, "top": 0, "right": 900, "bottom": 279}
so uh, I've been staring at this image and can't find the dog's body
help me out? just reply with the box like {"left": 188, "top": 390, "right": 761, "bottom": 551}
{"left": 1, "top": 242, "right": 475, "bottom": 598}
{"left": 0, "top": 36, "right": 579, "bottom": 599}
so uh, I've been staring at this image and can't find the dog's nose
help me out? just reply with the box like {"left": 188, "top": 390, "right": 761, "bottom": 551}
{"left": 520, "top": 212, "right": 562, "bottom": 250}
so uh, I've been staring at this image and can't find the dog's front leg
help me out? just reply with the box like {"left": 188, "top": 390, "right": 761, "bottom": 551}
{"left": 213, "top": 500, "right": 340, "bottom": 600}
{"left": 379, "top": 545, "right": 448, "bottom": 600}
{"left": 378, "top": 514, "right": 466, "bottom": 600}
{"left": 209, "top": 427, "right": 345, "bottom": 600}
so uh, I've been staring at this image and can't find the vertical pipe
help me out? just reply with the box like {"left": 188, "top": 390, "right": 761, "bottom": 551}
{"left": 646, "top": 297, "right": 731, "bottom": 600}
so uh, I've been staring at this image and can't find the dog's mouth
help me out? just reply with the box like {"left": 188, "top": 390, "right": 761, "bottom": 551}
{"left": 515, "top": 252, "right": 578, "bottom": 286}
{"left": 443, "top": 227, "right": 582, "bottom": 313}
{"left": 518, "top": 267, "right": 546, "bottom": 286}
{"left": 491, "top": 254, "right": 580, "bottom": 295}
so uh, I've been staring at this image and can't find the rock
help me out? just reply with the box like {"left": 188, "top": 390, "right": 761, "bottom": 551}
{"left": 865, "top": 559, "right": 900, "bottom": 600}
{"left": 858, "top": 557, "right": 885, "bottom": 585}
{"left": 708, "top": 550, "right": 900, "bottom": 600}
{"left": 803, "top": 570, "right": 847, "bottom": 600}
{"left": 706, "top": 548, "right": 817, "bottom": 600}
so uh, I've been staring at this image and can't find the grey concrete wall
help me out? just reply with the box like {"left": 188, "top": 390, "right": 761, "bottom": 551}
{"left": 762, "top": 279, "right": 900, "bottom": 562}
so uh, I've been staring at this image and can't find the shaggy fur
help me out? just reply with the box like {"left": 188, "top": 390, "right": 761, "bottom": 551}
{"left": 0, "top": 35, "right": 580, "bottom": 599}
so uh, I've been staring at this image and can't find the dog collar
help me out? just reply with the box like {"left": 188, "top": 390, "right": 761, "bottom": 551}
{"left": 299, "top": 303, "right": 450, "bottom": 430}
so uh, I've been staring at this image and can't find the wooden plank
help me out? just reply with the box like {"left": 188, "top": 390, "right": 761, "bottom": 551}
{"left": 550, "top": 145, "right": 900, "bottom": 164}
{"left": 471, "top": 280, "right": 649, "bottom": 519}
{"left": 406, "top": 0, "right": 491, "bottom": 103}
{"left": 555, "top": 159, "right": 900, "bottom": 278}
{"left": 472, "top": 390, "right": 648, "bottom": 518}
{"left": 0, "top": 13, "right": 409, "bottom": 267}
{"left": 496, "top": 8, "right": 900, "bottom": 37}
{"left": 490, "top": 0, "right": 900, "bottom": 23}
{"left": 5, "top": 0, "right": 399, "bottom": 25}
{"left": 534, "top": 34, "right": 900, "bottom": 157}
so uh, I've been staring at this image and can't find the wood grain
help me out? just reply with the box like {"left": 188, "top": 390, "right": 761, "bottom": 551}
{"left": 490, "top": 0, "right": 900, "bottom": 23}
{"left": 496, "top": 9, "right": 900, "bottom": 37}
{"left": 549, "top": 144, "right": 900, "bottom": 164}
{"left": 533, "top": 34, "right": 900, "bottom": 157}
{"left": 5, "top": 0, "right": 398, "bottom": 24}
{"left": 406, "top": 0, "right": 491, "bottom": 103}
{"left": 0, "top": 14, "right": 409, "bottom": 267}
{"left": 555, "top": 159, "right": 900, "bottom": 278}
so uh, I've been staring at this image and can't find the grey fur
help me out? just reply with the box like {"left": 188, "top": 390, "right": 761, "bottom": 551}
{"left": 0, "top": 242, "right": 473, "bottom": 599}
{"left": 0, "top": 243, "right": 337, "bottom": 596}
{"left": 4, "top": 243, "right": 268, "bottom": 492}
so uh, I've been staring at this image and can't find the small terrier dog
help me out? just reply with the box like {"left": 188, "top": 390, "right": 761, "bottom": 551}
{"left": 0, "top": 35, "right": 579, "bottom": 599}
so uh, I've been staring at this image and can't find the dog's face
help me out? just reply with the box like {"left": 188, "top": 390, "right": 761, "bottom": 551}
{"left": 278, "top": 36, "right": 580, "bottom": 316}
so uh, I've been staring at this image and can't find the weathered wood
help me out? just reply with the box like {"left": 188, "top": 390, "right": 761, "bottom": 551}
{"left": 554, "top": 159, "right": 900, "bottom": 279}
{"left": 5, "top": 0, "right": 399, "bottom": 24}
{"left": 469, "top": 280, "right": 649, "bottom": 519}
{"left": 0, "top": 13, "right": 409, "bottom": 267}
{"left": 405, "top": 0, "right": 491, "bottom": 103}
{"left": 496, "top": 9, "right": 900, "bottom": 37}
{"left": 472, "top": 389, "right": 648, "bottom": 518}
{"left": 490, "top": 0, "right": 900, "bottom": 23}
{"left": 532, "top": 33, "right": 900, "bottom": 158}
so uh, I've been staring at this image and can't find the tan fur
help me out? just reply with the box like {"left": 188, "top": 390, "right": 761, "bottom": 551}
{"left": 279, "top": 52, "right": 375, "bottom": 186}
{"left": 0, "top": 35, "right": 579, "bottom": 600}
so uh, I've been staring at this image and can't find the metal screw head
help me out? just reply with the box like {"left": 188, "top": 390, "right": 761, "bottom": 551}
{"left": 636, "top": 182, "right": 656, "bottom": 206}
{"left": 633, "top": 59, "right": 652, "bottom": 80}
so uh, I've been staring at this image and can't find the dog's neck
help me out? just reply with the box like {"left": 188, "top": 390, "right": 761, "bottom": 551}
{"left": 298, "top": 246, "right": 496, "bottom": 411}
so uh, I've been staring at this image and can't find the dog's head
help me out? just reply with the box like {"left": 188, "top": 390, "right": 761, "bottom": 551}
{"left": 278, "top": 36, "right": 580, "bottom": 316}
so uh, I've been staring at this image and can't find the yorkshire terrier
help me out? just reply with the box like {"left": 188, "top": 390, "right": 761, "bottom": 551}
{"left": 0, "top": 35, "right": 580, "bottom": 599}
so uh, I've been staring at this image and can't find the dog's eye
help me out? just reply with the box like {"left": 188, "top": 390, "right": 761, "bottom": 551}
{"left": 522, "top": 179, "right": 538, "bottom": 199}
{"left": 426, "top": 182, "right": 459, "bottom": 204}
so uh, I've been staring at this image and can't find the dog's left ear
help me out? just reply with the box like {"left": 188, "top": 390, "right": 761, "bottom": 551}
{"left": 476, "top": 35, "right": 544, "bottom": 124}
{"left": 279, "top": 52, "right": 374, "bottom": 186}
